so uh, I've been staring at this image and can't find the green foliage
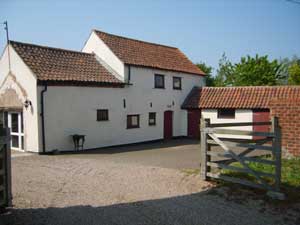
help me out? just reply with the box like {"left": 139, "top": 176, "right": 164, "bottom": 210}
{"left": 196, "top": 62, "right": 215, "bottom": 86}
{"left": 215, "top": 53, "right": 234, "bottom": 86}
{"left": 215, "top": 54, "right": 282, "bottom": 86}
{"left": 234, "top": 55, "right": 282, "bottom": 86}
{"left": 222, "top": 157, "right": 300, "bottom": 201}
{"left": 288, "top": 61, "right": 300, "bottom": 85}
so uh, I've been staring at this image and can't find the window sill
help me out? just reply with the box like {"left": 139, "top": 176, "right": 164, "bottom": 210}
{"left": 127, "top": 126, "right": 140, "bottom": 129}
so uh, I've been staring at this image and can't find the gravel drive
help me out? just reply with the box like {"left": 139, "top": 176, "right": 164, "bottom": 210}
{"left": 1, "top": 140, "right": 298, "bottom": 225}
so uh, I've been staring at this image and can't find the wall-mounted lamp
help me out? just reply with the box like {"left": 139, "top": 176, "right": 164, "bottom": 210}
{"left": 24, "top": 99, "right": 32, "bottom": 109}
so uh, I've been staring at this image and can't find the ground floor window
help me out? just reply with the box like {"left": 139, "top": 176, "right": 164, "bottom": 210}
{"left": 148, "top": 112, "right": 156, "bottom": 126}
{"left": 127, "top": 115, "right": 140, "bottom": 129}
{"left": 7, "top": 112, "right": 24, "bottom": 151}
{"left": 97, "top": 109, "right": 109, "bottom": 121}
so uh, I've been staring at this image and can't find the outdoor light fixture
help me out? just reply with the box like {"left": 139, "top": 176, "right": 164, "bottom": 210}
{"left": 24, "top": 99, "right": 32, "bottom": 109}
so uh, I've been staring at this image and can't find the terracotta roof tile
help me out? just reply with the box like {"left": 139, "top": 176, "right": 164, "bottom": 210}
{"left": 182, "top": 86, "right": 300, "bottom": 109}
{"left": 94, "top": 30, "right": 205, "bottom": 76}
{"left": 11, "top": 41, "right": 123, "bottom": 85}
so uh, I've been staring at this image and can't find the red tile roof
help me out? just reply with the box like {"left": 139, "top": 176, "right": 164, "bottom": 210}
{"left": 11, "top": 41, "right": 123, "bottom": 85}
{"left": 182, "top": 86, "right": 300, "bottom": 109}
{"left": 94, "top": 30, "right": 205, "bottom": 76}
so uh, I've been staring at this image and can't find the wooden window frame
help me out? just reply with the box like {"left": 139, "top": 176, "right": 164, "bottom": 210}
{"left": 97, "top": 109, "right": 109, "bottom": 121}
{"left": 127, "top": 114, "right": 140, "bottom": 129}
{"left": 217, "top": 109, "right": 235, "bottom": 119}
{"left": 154, "top": 74, "right": 165, "bottom": 89}
{"left": 148, "top": 112, "right": 156, "bottom": 126}
{"left": 173, "top": 77, "right": 182, "bottom": 90}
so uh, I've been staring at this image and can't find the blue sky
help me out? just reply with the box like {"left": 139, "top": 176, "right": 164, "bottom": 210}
{"left": 0, "top": 0, "right": 299, "bottom": 72}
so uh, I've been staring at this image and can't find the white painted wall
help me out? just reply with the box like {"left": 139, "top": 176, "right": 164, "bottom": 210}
{"left": 201, "top": 109, "right": 253, "bottom": 139}
{"left": 0, "top": 46, "right": 10, "bottom": 85}
{"left": 40, "top": 66, "right": 204, "bottom": 152}
{"left": 82, "top": 31, "right": 125, "bottom": 79}
{"left": 0, "top": 45, "right": 40, "bottom": 152}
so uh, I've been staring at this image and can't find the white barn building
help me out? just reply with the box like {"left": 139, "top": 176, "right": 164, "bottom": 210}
{"left": 0, "top": 30, "right": 205, "bottom": 153}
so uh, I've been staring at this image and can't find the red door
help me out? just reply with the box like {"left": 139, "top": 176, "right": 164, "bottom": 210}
{"left": 164, "top": 111, "right": 173, "bottom": 139}
{"left": 188, "top": 110, "right": 201, "bottom": 139}
{"left": 253, "top": 109, "right": 270, "bottom": 139}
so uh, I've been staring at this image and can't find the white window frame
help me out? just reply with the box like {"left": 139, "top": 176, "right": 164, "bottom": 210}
{"left": 8, "top": 112, "right": 24, "bottom": 151}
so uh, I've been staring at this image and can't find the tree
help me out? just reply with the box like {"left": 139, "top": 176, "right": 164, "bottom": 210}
{"left": 233, "top": 55, "right": 282, "bottom": 86}
{"left": 214, "top": 53, "right": 234, "bottom": 86}
{"left": 214, "top": 54, "right": 282, "bottom": 86}
{"left": 196, "top": 62, "right": 215, "bottom": 86}
{"left": 288, "top": 61, "right": 300, "bottom": 85}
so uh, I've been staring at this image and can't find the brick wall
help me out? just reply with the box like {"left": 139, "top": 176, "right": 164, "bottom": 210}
{"left": 270, "top": 98, "right": 300, "bottom": 158}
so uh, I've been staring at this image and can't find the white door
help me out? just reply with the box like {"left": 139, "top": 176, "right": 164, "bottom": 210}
{"left": 8, "top": 112, "right": 24, "bottom": 151}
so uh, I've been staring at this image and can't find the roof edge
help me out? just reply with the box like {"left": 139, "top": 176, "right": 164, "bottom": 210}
{"left": 10, "top": 40, "right": 92, "bottom": 56}
{"left": 124, "top": 63, "right": 206, "bottom": 76}
{"left": 93, "top": 29, "right": 178, "bottom": 50}
{"left": 37, "top": 80, "right": 125, "bottom": 87}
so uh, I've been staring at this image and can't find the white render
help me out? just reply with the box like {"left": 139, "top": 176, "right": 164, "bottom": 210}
{"left": 38, "top": 66, "right": 204, "bottom": 151}
{"left": 0, "top": 36, "right": 205, "bottom": 153}
{"left": 0, "top": 46, "right": 40, "bottom": 152}
{"left": 82, "top": 31, "right": 125, "bottom": 79}
{"left": 201, "top": 109, "right": 253, "bottom": 139}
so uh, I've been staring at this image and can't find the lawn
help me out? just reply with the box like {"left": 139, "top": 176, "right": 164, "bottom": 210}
{"left": 222, "top": 157, "right": 300, "bottom": 202}
{"left": 182, "top": 157, "right": 300, "bottom": 202}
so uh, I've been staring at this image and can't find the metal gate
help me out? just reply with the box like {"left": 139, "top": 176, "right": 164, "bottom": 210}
{"left": 200, "top": 117, "right": 282, "bottom": 193}
{"left": 0, "top": 127, "right": 12, "bottom": 208}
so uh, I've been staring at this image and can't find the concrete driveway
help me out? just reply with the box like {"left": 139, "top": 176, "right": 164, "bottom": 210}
{"left": 1, "top": 138, "right": 298, "bottom": 225}
{"left": 69, "top": 138, "right": 201, "bottom": 169}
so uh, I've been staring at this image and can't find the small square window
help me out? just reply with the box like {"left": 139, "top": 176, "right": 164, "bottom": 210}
{"left": 154, "top": 74, "right": 165, "bottom": 89}
{"left": 148, "top": 112, "right": 156, "bottom": 126}
{"left": 127, "top": 115, "right": 140, "bottom": 129}
{"left": 97, "top": 109, "right": 109, "bottom": 121}
{"left": 217, "top": 109, "right": 235, "bottom": 119}
{"left": 173, "top": 77, "right": 182, "bottom": 90}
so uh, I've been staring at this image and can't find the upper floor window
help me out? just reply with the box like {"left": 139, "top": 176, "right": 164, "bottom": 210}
{"left": 148, "top": 112, "right": 156, "bottom": 126}
{"left": 154, "top": 74, "right": 165, "bottom": 89}
{"left": 173, "top": 77, "right": 182, "bottom": 90}
{"left": 127, "top": 115, "right": 140, "bottom": 129}
{"left": 217, "top": 109, "right": 235, "bottom": 119}
{"left": 97, "top": 109, "right": 109, "bottom": 121}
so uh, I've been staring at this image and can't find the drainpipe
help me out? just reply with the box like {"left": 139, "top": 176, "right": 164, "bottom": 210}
{"left": 127, "top": 65, "right": 131, "bottom": 84}
{"left": 40, "top": 84, "right": 47, "bottom": 154}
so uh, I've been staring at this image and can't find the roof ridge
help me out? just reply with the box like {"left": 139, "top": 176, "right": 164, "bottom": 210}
{"left": 10, "top": 40, "right": 93, "bottom": 56}
{"left": 93, "top": 29, "right": 178, "bottom": 50}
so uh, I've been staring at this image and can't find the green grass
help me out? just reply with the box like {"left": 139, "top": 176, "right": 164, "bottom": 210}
{"left": 222, "top": 157, "right": 300, "bottom": 187}
{"left": 221, "top": 157, "right": 300, "bottom": 202}
{"left": 182, "top": 158, "right": 300, "bottom": 203}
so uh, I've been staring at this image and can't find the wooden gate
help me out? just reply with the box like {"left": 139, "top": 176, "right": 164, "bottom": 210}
{"left": 0, "top": 128, "right": 12, "bottom": 209}
{"left": 200, "top": 117, "right": 282, "bottom": 193}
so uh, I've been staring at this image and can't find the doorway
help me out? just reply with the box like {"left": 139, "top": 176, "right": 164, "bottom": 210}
{"left": 7, "top": 112, "right": 24, "bottom": 151}
{"left": 164, "top": 111, "right": 173, "bottom": 139}
{"left": 253, "top": 109, "right": 270, "bottom": 140}
{"left": 188, "top": 109, "right": 201, "bottom": 139}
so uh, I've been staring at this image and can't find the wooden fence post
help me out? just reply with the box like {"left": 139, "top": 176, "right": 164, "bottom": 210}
{"left": 271, "top": 116, "right": 281, "bottom": 192}
{"left": 200, "top": 118, "right": 209, "bottom": 180}
{"left": 5, "top": 127, "right": 12, "bottom": 207}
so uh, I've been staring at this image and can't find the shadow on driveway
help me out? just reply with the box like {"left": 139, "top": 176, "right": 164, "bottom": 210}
{"left": 56, "top": 138, "right": 202, "bottom": 170}
{"left": 64, "top": 138, "right": 200, "bottom": 155}
{"left": 1, "top": 190, "right": 291, "bottom": 225}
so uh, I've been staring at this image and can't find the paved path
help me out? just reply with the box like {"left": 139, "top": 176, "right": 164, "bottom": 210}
{"left": 1, "top": 139, "right": 298, "bottom": 225}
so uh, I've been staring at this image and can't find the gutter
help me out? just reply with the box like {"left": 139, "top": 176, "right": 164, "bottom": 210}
{"left": 40, "top": 83, "right": 47, "bottom": 154}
